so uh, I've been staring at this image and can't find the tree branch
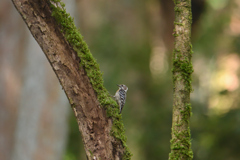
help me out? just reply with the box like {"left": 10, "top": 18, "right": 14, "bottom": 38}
{"left": 169, "top": 0, "right": 193, "bottom": 159}
{"left": 12, "top": 0, "right": 131, "bottom": 159}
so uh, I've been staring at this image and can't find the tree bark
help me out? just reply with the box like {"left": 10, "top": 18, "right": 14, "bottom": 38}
{"left": 169, "top": 0, "right": 193, "bottom": 160}
{"left": 12, "top": 0, "right": 130, "bottom": 159}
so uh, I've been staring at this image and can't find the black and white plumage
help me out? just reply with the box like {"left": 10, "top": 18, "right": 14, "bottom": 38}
{"left": 114, "top": 84, "right": 128, "bottom": 114}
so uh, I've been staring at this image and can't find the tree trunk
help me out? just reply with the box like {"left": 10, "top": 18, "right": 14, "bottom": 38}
{"left": 169, "top": 0, "right": 194, "bottom": 159}
{"left": 11, "top": 0, "right": 131, "bottom": 159}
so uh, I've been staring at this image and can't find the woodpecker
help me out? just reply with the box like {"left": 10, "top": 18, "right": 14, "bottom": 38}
{"left": 114, "top": 84, "right": 128, "bottom": 114}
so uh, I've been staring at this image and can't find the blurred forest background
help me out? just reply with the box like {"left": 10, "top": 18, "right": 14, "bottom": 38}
{"left": 1, "top": 0, "right": 240, "bottom": 160}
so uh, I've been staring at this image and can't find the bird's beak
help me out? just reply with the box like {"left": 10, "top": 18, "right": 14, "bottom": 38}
{"left": 117, "top": 84, "right": 120, "bottom": 87}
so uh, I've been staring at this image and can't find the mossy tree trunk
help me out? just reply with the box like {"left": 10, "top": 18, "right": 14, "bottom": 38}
{"left": 12, "top": 0, "right": 131, "bottom": 159}
{"left": 169, "top": 0, "right": 194, "bottom": 160}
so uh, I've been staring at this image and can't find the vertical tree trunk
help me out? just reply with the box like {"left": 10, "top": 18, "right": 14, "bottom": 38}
{"left": 169, "top": 0, "right": 194, "bottom": 159}
{"left": 11, "top": 0, "right": 131, "bottom": 159}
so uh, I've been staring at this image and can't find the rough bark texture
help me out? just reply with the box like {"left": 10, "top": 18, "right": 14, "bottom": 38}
{"left": 12, "top": 0, "right": 125, "bottom": 159}
{"left": 169, "top": 0, "right": 193, "bottom": 160}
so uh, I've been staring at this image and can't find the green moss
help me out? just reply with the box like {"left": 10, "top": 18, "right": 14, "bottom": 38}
{"left": 189, "top": 44, "right": 193, "bottom": 54}
{"left": 49, "top": 1, "right": 132, "bottom": 159}
{"left": 183, "top": 103, "right": 192, "bottom": 120}
{"left": 172, "top": 48, "right": 193, "bottom": 93}
{"left": 171, "top": 103, "right": 192, "bottom": 158}
{"left": 173, "top": 32, "right": 179, "bottom": 37}
{"left": 174, "top": 6, "right": 182, "bottom": 13}
{"left": 89, "top": 150, "right": 93, "bottom": 157}
{"left": 174, "top": 21, "right": 183, "bottom": 26}
{"left": 169, "top": 128, "right": 193, "bottom": 159}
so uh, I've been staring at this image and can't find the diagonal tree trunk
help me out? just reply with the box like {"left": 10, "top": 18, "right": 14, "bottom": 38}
{"left": 11, "top": 0, "right": 131, "bottom": 159}
{"left": 169, "top": 0, "right": 194, "bottom": 159}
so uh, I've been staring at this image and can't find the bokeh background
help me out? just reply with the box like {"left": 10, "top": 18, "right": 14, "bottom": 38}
{"left": 1, "top": 0, "right": 240, "bottom": 160}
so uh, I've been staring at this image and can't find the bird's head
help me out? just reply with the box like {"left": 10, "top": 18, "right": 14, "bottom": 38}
{"left": 117, "top": 84, "right": 128, "bottom": 92}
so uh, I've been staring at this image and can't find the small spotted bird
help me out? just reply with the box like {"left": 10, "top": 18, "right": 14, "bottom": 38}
{"left": 114, "top": 84, "right": 128, "bottom": 114}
